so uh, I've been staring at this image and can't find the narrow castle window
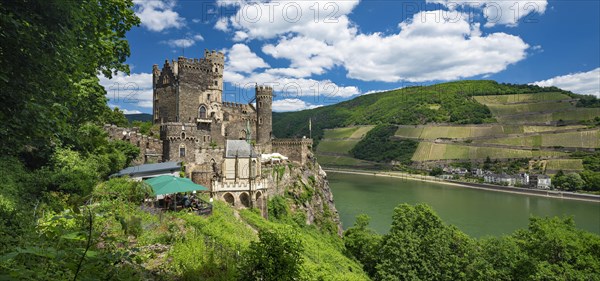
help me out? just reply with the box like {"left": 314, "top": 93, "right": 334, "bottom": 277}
{"left": 199, "top": 106, "right": 207, "bottom": 118}
{"left": 181, "top": 132, "right": 186, "bottom": 139}
{"left": 214, "top": 81, "right": 218, "bottom": 86}
{"left": 179, "top": 146, "right": 186, "bottom": 157}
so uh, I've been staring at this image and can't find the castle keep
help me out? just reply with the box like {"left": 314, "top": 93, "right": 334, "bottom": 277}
{"left": 146, "top": 50, "right": 312, "bottom": 209}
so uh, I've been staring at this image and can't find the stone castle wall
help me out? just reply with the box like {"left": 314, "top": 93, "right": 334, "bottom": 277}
{"left": 272, "top": 138, "right": 313, "bottom": 165}
{"left": 103, "top": 124, "right": 163, "bottom": 165}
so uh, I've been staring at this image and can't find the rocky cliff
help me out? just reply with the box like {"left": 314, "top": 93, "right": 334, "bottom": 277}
{"left": 262, "top": 160, "right": 343, "bottom": 236}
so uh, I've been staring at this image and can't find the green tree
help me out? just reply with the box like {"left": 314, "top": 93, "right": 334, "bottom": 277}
{"left": 553, "top": 172, "right": 585, "bottom": 191}
{"left": 468, "top": 236, "right": 530, "bottom": 281}
{"left": 512, "top": 217, "right": 600, "bottom": 280}
{"left": 579, "top": 170, "right": 600, "bottom": 191}
{"left": 343, "top": 214, "right": 382, "bottom": 277}
{"left": 0, "top": 0, "right": 139, "bottom": 159}
{"left": 101, "top": 107, "right": 130, "bottom": 128}
{"left": 375, "top": 204, "right": 474, "bottom": 281}
{"left": 350, "top": 124, "right": 418, "bottom": 163}
{"left": 239, "top": 226, "right": 303, "bottom": 281}
{"left": 429, "top": 167, "right": 443, "bottom": 176}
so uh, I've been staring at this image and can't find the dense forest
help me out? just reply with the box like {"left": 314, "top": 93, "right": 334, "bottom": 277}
{"left": 1, "top": 1, "right": 599, "bottom": 280}
{"left": 350, "top": 124, "right": 418, "bottom": 164}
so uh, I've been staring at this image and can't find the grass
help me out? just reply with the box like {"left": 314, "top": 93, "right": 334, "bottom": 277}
{"left": 317, "top": 155, "right": 375, "bottom": 167}
{"left": 541, "top": 130, "right": 600, "bottom": 148}
{"left": 498, "top": 108, "right": 600, "bottom": 123}
{"left": 396, "top": 126, "right": 502, "bottom": 139}
{"left": 317, "top": 140, "right": 361, "bottom": 154}
{"left": 545, "top": 159, "right": 584, "bottom": 171}
{"left": 323, "top": 127, "right": 360, "bottom": 139}
{"left": 323, "top": 126, "right": 374, "bottom": 139}
{"left": 239, "top": 209, "right": 369, "bottom": 281}
{"left": 486, "top": 102, "right": 574, "bottom": 116}
{"left": 165, "top": 201, "right": 370, "bottom": 280}
{"left": 475, "top": 129, "right": 600, "bottom": 148}
{"left": 474, "top": 92, "right": 571, "bottom": 105}
{"left": 395, "top": 125, "right": 586, "bottom": 140}
{"left": 522, "top": 125, "right": 586, "bottom": 133}
{"left": 411, "top": 142, "right": 568, "bottom": 161}
{"left": 317, "top": 126, "right": 376, "bottom": 167}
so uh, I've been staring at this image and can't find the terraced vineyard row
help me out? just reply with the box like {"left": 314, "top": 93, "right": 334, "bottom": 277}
{"left": 497, "top": 108, "right": 600, "bottom": 124}
{"left": 395, "top": 125, "right": 586, "bottom": 139}
{"left": 411, "top": 142, "right": 568, "bottom": 161}
{"left": 473, "top": 92, "right": 570, "bottom": 104}
{"left": 474, "top": 129, "right": 600, "bottom": 148}
{"left": 545, "top": 159, "right": 584, "bottom": 171}
{"left": 322, "top": 126, "right": 374, "bottom": 139}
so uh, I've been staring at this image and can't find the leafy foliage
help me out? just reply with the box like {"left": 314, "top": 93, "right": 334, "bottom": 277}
{"left": 0, "top": 0, "right": 139, "bottom": 159}
{"left": 343, "top": 215, "right": 381, "bottom": 276}
{"left": 376, "top": 204, "right": 474, "bottom": 280}
{"left": 350, "top": 124, "right": 418, "bottom": 163}
{"left": 552, "top": 171, "right": 586, "bottom": 191}
{"left": 344, "top": 204, "right": 600, "bottom": 281}
{"left": 239, "top": 226, "right": 304, "bottom": 281}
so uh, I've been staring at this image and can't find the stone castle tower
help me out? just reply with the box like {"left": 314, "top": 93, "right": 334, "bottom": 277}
{"left": 255, "top": 85, "right": 272, "bottom": 150}
{"left": 146, "top": 49, "right": 314, "bottom": 211}
{"left": 152, "top": 49, "right": 273, "bottom": 164}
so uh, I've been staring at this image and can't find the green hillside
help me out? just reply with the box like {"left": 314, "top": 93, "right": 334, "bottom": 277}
{"left": 279, "top": 80, "right": 600, "bottom": 171}
{"left": 273, "top": 80, "right": 590, "bottom": 142}
{"left": 125, "top": 113, "right": 153, "bottom": 122}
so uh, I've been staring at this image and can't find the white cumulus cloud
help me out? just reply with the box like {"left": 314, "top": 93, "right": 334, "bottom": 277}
{"left": 340, "top": 11, "right": 529, "bottom": 82}
{"left": 163, "top": 34, "right": 204, "bottom": 48}
{"left": 216, "top": 3, "right": 531, "bottom": 84}
{"left": 272, "top": 98, "right": 322, "bottom": 112}
{"left": 531, "top": 68, "right": 600, "bottom": 97}
{"left": 98, "top": 72, "right": 154, "bottom": 108}
{"left": 225, "top": 44, "right": 270, "bottom": 73}
{"left": 134, "top": 0, "right": 185, "bottom": 32}
{"left": 218, "top": 0, "right": 359, "bottom": 43}
{"left": 427, "top": 0, "right": 548, "bottom": 27}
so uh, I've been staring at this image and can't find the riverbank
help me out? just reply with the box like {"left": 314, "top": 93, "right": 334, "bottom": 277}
{"left": 324, "top": 168, "right": 600, "bottom": 203}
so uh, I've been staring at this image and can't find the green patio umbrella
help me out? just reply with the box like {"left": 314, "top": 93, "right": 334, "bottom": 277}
{"left": 144, "top": 175, "right": 208, "bottom": 196}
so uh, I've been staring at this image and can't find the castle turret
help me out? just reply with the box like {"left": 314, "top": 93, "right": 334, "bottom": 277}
{"left": 255, "top": 85, "right": 273, "bottom": 148}
{"left": 204, "top": 49, "right": 225, "bottom": 94}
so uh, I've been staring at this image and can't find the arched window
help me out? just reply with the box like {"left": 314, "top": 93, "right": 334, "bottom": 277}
{"left": 181, "top": 132, "right": 186, "bottom": 139}
{"left": 199, "top": 105, "right": 207, "bottom": 118}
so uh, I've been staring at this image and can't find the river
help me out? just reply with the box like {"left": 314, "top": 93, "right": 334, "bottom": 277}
{"left": 328, "top": 172, "right": 600, "bottom": 237}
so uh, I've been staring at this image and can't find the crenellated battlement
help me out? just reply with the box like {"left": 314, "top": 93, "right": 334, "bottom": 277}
{"left": 204, "top": 49, "right": 225, "bottom": 64}
{"left": 222, "top": 101, "right": 250, "bottom": 109}
{"left": 272, "top": 138, "right": 313, "bottom": 165}
{"left": 272, "top": 138, "right": 313, "bottom": 146}
{"left": 255, "top": 85, "right": 273, "bottom": 96}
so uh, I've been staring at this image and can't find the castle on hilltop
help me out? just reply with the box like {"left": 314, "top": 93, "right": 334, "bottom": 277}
{"left": 140, "top": 49, "right": 313, "bottom": 210}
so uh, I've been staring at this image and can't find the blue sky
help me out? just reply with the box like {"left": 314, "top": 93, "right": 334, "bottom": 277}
{"left": 100, "top": 0, "right": 600, "bottom": 114}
